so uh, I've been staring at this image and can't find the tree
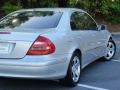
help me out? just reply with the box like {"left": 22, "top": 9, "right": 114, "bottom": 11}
{"left": 21, "top": 0, "right": 29, "bottom": 8}
{"left": 57, "top": 0, "right": 69, "bottom": 7}
{"left": 0, "top": 0, "right": 120, "bottom": 24}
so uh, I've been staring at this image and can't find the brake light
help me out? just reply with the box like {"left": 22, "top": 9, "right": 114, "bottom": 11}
{"left": 27, "top": 36, "right": 55, "bottom": 55}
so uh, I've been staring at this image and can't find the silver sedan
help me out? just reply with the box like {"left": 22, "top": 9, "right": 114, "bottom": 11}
{"left": 0, "top": 8, "right": 116, "bottom": 86}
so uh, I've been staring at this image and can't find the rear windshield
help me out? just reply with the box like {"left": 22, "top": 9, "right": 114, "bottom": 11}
{"left": 0, "top": 11, "right": 62, "bottom": 29}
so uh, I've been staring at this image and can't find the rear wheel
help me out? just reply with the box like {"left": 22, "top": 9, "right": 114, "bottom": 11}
{"left": 104, "top": 39, "right": 116, "bottom": 60}
{"left": 60, "top": 53, "right": 81, "bottom": 87}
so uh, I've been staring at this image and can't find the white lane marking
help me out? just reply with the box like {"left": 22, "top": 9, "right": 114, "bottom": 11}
{"left": 78, "top": 84, "right": 109, "bottom": 90}
{"left": 111, "top": 60, "right": 120, "bottom": 62}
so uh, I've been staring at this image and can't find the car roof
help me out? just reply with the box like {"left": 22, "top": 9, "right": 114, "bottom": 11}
{"left": 16, "top": 8, "right": 85, "bottom": 13}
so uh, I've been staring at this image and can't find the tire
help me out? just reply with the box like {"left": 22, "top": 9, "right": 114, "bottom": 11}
{"left": 59, "top": 53, "right": 81, "bottom": 87}
{"left": 103, "top": 39, "right": 116, "bottom": 60}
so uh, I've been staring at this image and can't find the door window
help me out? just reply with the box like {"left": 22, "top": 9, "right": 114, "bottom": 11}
{"left": 70, "top": 12, "right": 97, "bottom": 31}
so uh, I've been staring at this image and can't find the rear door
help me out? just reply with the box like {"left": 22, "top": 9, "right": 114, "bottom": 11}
{"left": 82, "top": 12, "right": 107, "bottom": 58}
{"left": 70, "top": 11, "right": 102, "bottom": 66}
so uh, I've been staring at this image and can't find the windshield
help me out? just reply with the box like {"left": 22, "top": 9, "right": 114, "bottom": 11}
{"left": 0, "top": 11, "right": 62, "bottom": 30}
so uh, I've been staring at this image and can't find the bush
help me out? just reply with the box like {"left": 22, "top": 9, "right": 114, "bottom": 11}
{"left": 2, "top": 2, "right": 23, "bottom": 14}
{"left": 69, "top": 0, "right": 120, "bottom": 24}
{"left": 101, "top": 0, "right": 120, "bottom": 24}
{"left": 1, "top": 0, "right": 120, "bottom": 24}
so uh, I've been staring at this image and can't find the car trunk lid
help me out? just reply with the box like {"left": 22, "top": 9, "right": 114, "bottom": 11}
{"left": 0, "top": 28, "right": 52, "bottom": 59}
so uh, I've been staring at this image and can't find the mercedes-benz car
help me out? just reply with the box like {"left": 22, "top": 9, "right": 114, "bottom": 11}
{"left": 0, "top": 8, "right": 116, "bottom": 86}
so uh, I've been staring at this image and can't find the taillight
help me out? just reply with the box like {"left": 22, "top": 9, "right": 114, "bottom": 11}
{"left": 27, "top": 36, "right": 55, "bottom": 55}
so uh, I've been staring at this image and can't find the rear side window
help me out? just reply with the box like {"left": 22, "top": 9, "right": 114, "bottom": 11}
{"left": 70, "top": 12, "right": 97, "bottom": 31}
{"left": 0, "top": 11, "right": 62, "bottom": 29}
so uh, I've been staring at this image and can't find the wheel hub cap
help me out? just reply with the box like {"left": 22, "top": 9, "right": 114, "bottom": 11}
{"left": 72, "top": 56, "right": 80, "bottom": 82}
{"left": 105, "top": 41, "right": 115, "bottom": 59}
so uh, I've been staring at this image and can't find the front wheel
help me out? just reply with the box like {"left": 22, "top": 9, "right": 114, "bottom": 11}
{"left": 104, "top": 39, "right": 116, "bottom": 60}
{"left": 60, "top": 53, "right": 81, "bottom": 87}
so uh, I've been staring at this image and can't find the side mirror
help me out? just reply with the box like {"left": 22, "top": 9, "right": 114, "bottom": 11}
{"left": 98, "top": 24, "right": 107, "bottom": 31}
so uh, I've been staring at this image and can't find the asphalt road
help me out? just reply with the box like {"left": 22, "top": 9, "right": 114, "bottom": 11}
{"left": 0, "top": 35, "right": 119, "bottom": 90}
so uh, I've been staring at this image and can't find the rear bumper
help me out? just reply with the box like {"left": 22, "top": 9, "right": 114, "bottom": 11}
{"left": 0, "top": 55, "right": 71, "bottom": 80}
{"left": 0, "top": 62, "right": 66, "bottom": 79}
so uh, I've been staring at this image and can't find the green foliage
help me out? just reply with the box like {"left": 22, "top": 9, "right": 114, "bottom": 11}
{"left": 69, "top": 0, "right": 120, "bottom": 24}
{"left": 0, "top": 0, "right": 120, "bottom": 24}
{"left": 31, "top": 0, "right": 57, "bottom": 7}
{"left": 101, "top": 0, "right": 120, "bottom": 24}
{"left": 40, "top": 0, "right": 57, "bottom": 7}
{"left": 70, "top": 0, "right": 90, "bottom": 10}
{"left": 2, "top": 1, "right": 22, "bottom": 14}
